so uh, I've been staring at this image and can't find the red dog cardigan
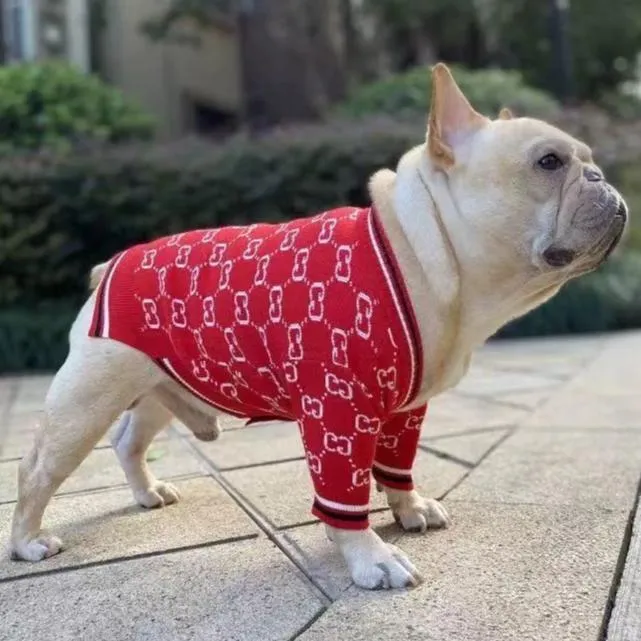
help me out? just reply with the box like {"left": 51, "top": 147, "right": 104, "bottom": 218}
{"left": 90, "top": 206, "right": 425, "bottom": 529}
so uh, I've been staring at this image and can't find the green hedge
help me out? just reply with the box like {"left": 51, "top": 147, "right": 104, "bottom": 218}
{"left": 334, "top": 65, "right": 560, "bottom": 120}
{"left": 1, "top": 116, "right": 640, "bottom": 373}
{"left": 0, "top": 121, "right": 420, "bottom": 308}
{"left": 0, "top": 62, "right": 155, "bottom": 153}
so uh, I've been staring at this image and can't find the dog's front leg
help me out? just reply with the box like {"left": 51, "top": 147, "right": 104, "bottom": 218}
{"left": 299, "top": 408, "right": 422, "bottom": 590}
{"left": 373, "top": 406, "right": 451, "bottom": 533}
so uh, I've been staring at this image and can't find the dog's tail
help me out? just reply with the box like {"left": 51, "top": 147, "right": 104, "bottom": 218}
{"left": 89, "top": 261, "right": 110, "bottom": 291}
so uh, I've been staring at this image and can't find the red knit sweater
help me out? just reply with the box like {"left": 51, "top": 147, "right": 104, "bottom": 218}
{"left": 90, "top": 206, "right": 425, "bottom": 529}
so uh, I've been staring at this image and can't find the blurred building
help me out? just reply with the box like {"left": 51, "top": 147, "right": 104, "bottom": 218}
{"left": 0, "top": 0, "right": 351, "bottom": 139}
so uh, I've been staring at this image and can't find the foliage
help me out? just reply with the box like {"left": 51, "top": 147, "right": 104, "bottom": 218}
{"left": 0, "top": 61, "right": 154, "bottom": 153}
{"left": 492, "top": 0, "right": 641, "bottom": 101}
{"left": 496, "top": 251, "right": 641, "bottom": 338}
{"left": 334, "top": 65, "right": 560, "bottom": 120}
{"left": 0, "top": 303, "right": 77, "bottom": 373}
{"left": 138, "top": 0, "right": 234, "bottom": 42}
{"left": 361, "top": 0, "right": 482, "bottom": 68}
{"left": 0, "top": 120, "right": 419, "bottom": 308}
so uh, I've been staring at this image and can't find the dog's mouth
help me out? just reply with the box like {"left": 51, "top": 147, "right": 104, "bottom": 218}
{"left": 601, "top": 205, "right": 628, "bottom": 262}
{"left": 544, "top": 199, "right": 628, "bottom": 272}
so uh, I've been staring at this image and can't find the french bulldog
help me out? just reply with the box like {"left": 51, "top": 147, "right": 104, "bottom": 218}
{"left": 8, "top": 63, "right": 627, "bottom": 590}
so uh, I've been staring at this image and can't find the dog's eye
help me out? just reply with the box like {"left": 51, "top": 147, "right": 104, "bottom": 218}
{"left": 538, "top": 153, "right": 564, "bottom": 171}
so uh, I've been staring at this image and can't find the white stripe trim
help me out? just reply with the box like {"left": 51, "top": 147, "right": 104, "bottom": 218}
{"left": 100, "top": 252, "right": 127, "bottom": 338}
{"left": 367, "top": 210, "right": 416, "bottom": 406}
{"left": 315, "top": 494, "right": 369, "bottom": 513}
{"left": 373, "top": 461, "right": 412, "bottom": 476}
{"left": 160, "top": 358, "right": 243, "bottom": 417}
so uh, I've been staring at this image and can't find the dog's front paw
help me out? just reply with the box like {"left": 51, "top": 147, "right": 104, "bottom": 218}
{"left": 9, "top": 534, "right": 62, "bottom": 562}
{"left": 389, "top": 490, "right": 451, "bottom": 533}
{"left": 134, "top": 481, "right": 181, "bottom": 509}
{"left": 330, "top": 527, "right": 423, "bottom": 590}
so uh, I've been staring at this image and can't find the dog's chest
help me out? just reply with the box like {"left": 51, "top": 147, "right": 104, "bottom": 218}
{"left": 90, "top": 207, "right": 423, "bottom": 422}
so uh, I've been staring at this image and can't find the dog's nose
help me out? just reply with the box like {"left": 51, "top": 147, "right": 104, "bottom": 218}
{"left": 583, "top": 166, "right": 603, "bottom": 182}
{"left": 543, "top": 247, "right": 575, "bottom": 268}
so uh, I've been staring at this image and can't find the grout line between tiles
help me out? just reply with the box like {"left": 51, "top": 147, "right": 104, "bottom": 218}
{"left": 0, "top": 533, "right": 258, "bottom": 585}
{"left": 598, "top": 470, "right": 641, "bottom": 641}
{"left": 183, "top": 437, "right": 334, "bottom": 605}
{"left": 0, "top": 472, "right": 205, "bottom": 507}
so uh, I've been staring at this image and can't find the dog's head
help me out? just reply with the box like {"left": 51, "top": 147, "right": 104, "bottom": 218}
{"left": 426, "top": 63, "right": 627, "bottom": 278}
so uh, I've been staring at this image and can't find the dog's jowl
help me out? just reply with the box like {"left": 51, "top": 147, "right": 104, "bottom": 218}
{"left": 8, "top": 63, "right": 627, "bottom": 591}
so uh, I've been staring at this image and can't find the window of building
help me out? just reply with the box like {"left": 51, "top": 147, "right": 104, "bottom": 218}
{"left": 2, "top": 0, "right": 35, "bottom": 62}
{"left": 186, "top": 96, "right": 238, "bottom": 139}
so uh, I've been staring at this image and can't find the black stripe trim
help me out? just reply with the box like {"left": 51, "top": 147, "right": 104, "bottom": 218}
{"left": 372, "top": 466, "right": 413, "bottom": 484}
{"left": 370, "top": 206, "right": 424, "bottom": 405}
{"left": 313, "top": 499, "right": 369, "bottom": 522}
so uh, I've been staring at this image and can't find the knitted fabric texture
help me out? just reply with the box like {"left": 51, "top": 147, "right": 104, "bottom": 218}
{"left": 90, "top": 206, "right": 425, "bottom": 529}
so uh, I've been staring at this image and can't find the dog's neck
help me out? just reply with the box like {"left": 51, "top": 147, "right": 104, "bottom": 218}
{"left": 369, "top": 144, "right": 562, "bottom": 398}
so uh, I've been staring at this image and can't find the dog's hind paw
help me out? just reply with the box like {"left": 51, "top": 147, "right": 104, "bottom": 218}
{"left": 9, "top": 534, "right": 62, "bottom": 562}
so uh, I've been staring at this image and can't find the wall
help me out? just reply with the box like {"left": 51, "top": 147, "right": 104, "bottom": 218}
{"left": 98, "top": 0, "right": 242, "bottom": 138}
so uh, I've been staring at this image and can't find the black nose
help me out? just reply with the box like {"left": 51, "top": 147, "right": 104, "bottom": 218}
{"left": 583, "top": 166, "right": 603, "bottom": 182}
{"left": 543, "top": 247, "right": 575, "bottom": 268}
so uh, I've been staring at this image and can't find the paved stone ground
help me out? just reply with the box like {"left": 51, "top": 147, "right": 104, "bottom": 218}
{"left": 1, "top": 332, "right": 641, "bottom": 641}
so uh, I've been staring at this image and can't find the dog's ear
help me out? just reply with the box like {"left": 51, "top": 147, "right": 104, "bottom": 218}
{"left": 427, "top": 63, "right": 489, "bottom": 169}
{"left": 498, "top": 107, "right": 514, "bottom": 120}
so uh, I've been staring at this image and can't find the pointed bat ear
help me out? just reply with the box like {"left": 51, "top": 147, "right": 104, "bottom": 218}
{"left": 498, "top": 107, "right": 514, "bottom": 120}
{"left": 427, "top": 63, "right": 490, "bottom": 169}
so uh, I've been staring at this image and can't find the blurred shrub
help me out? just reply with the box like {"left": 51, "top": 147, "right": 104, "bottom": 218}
{"left": 0, "top": 61, "right": 155, "bottom": 153}
{"left": 492, "top": 0, "right": 641, "bottom": 103}
{"left": 597, "top": 91, "right": 641, "bottom": 122}
{"left": 0, "top": 302, "right": 77, "bottom": 373}
{"left": 495, "top": 251, "right": 641, "bottom": 339}
{"left": 1, "top": 113, "right": 641, "bottom": 372}
{"left": 0, "top": 120, "right": 423, "bottom": 309}
{"left": 334, "top": 65, "right": 560, "bottom": 120}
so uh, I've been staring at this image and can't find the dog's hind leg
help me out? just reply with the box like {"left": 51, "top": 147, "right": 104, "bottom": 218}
{"left": 8, "top": 307, "right": 162, "bottom": 561}
{"left": 111, "top": 393, "right": 181, "bottom": 509}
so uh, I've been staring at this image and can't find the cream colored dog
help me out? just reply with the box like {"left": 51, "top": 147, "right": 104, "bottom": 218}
{"left": 7, "top": 63, "right": 627, "bottom": 590}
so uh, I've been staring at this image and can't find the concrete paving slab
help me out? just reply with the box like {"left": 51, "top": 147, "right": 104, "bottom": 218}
{"left": 0, "top": 538, "right": 323, "bottom": 641}
{"left": 0, "top": 437, "right": 207, "bottom": 503}
{"left": 0, "top": 378, "right": 17, "bottom": 415}
{"left": 0, "top": 419, "right": 171, "bottom": 461}
{"left": 279, "top": 512, "right": 404, "bottom": 600}
{"left": 423, "top": 428, "right": 511, "bottom": 465}
{"left": 424, "top": 393, "right": 529, "bottom": 438}
{"left": 223, "top": 451, "right": 468, "bottom": 528}
{"left": 490, "top": 388, "right": 560, "bottom": 409}
{"left": 452, "top": 365, "right": 559, "bottom": 398}
{"left": 193, "top": 420, "right": 303, "bottom": 469}
{"left": 295, "top": 501, "right": 627, "bottom": 641}
{"left": 525, "top": 390, "right": 641, "bottom": 429}
{"left": 0, "top": 476, "right": 259, "bottom": 580}
{"left": 524, "top": 333, "right": 641, "bottom": 430}
{"left": 10, "top": 375, "right": 53, "bottom": 414}
{"left": 449, "top": 429, "right": 641, "bottom": 510}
